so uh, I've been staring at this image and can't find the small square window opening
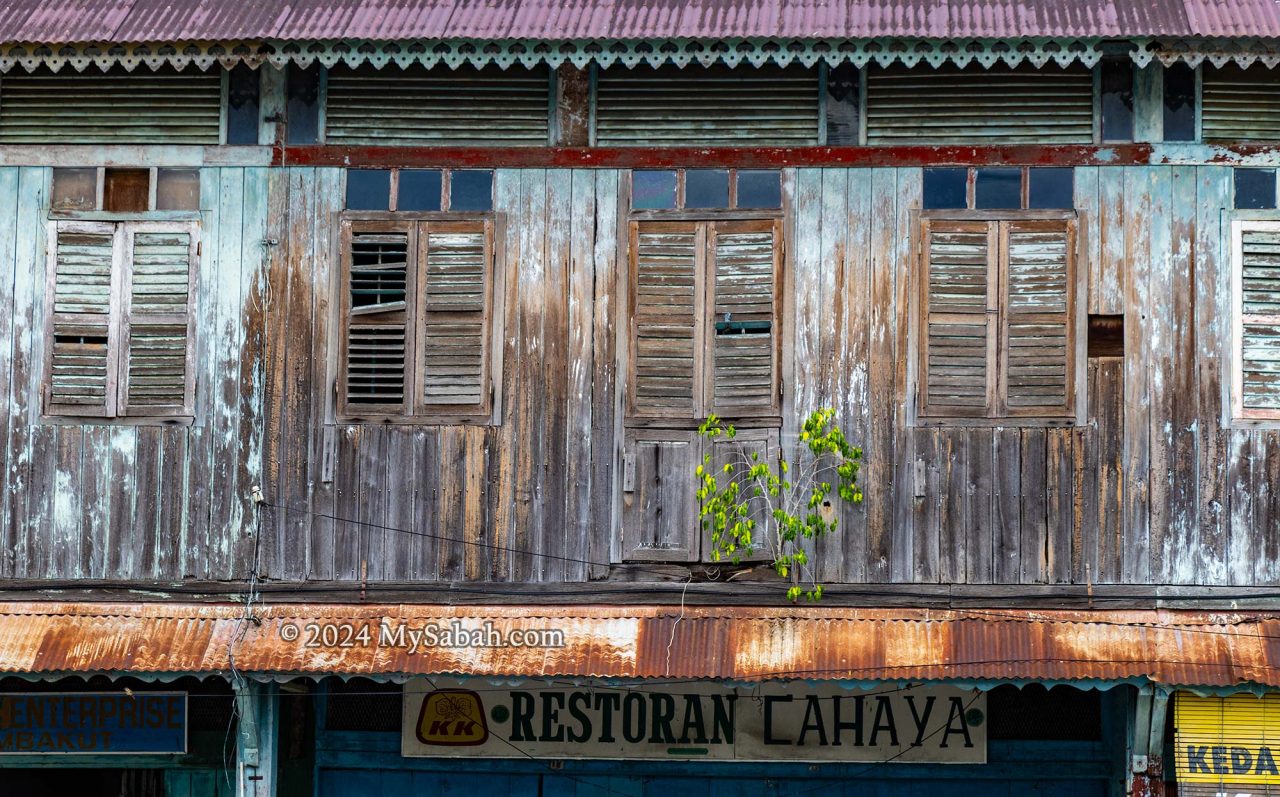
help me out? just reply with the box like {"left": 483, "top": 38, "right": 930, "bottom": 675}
{"left": 346, "top": 170, "right": 392, "bottom": 211}
{"left": 397, "top": 170, "right": 443, "bottom": 212}
{"left": 923, "top": 168, "right": 968, "bottom": 210}
{"left": 685, "top": 170, "right": 730, "bottom": 209}
{"left": 736, "top": 170, "right": 782, "bottom": 209}
{"left": 1235, "top": 168, "right": 1277, "bottom": 210}
{"left": 632, "top": 171, "right": 679, "bottom": 210}
{"left": 449, "top": 171, "right": 494, "bottom": 212}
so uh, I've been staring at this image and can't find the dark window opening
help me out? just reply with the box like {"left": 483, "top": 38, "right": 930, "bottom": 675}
{"left": 1101, "top": 58, "right": 1135, "bottom": 142}
{"left": 1235, "top": 168, "right": 1277, "bottom": 209}
{"left": 156, "top": 168, "right": 200, "bottom": 211}
{"left": 398, "top": 169, "right": 443, "bottom": 212}
{"left": 986, "top": 684, "right": 1102, "bottom": 741}
{"left": 450, "top": 170, "right": 494, "bottom": 212}
{"left": 346, "top": 169, "right": 392, "bottom": 211}
{"left": 633, "top": 170, "right": 679, "bottom": 210}
{"left": 1088, "top": 314, "right": 1125, "bottom": 357}
{"left": 286, "top": 64, "right": 321, "bottom": 145}
{"left": 974, "top": 167, "right": 1022, "bottom": 209}
{"left": 825, "top": 63, "right": 860, "bottom": 145}
{"left": 923, "top": 167, "right": 969, "bottom": 210}
{"left": 324, "top": 677, "right": 402, "bottom": 732}
{"left": 226, "top": 63, "right": 261, "bottom": 145}
{"left": 51, "top": 168, "right": 98, "bottom": 211}
{"left": 54, "top": 333, "right": 108, "bottom": 347}
{"left": 350, "top": 236, "right": 408, "bottom": 311}
{"left": 1163, "top": 63, "right": 1197, "bottom": 142}
{"left": 685, "top": 169, "right": 730, "bottom": 209}
{"left": 1028, "top": 167, "right": 1075, "bottom": 209}
{"left": 736, "top": 170, "right": 782, "bottom": 209}
{"left": 103, "top": 168, "right": 150, "bottom": 212}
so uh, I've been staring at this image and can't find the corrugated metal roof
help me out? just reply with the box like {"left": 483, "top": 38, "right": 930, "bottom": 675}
{"left": 1, "top": 602, "right": 1278, "bottom": 688}
{"left": 1, "top": 0, "right": 1279, "bottom": 45}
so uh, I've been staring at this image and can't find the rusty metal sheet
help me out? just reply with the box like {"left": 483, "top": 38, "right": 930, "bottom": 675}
{"left": 0, "top": 0, "right": 1277, "bottom": 46}
{"left": 0, "top": 603, "right": 1277, "bottom": 688}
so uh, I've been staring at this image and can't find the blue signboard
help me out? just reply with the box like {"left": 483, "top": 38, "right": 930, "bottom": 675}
{"left": 0, "top": 692, "right": 187, "bottom": 754}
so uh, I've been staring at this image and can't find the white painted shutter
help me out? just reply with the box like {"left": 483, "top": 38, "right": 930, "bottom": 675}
{"left": 631, "top": 222, "right": 701, "bottom": 418}
{"left": 920, "top": 220, "right": 996, "bottom": 417}
{"left": 1002, "top": 220, "right": 1075, "bottom": 417}
{"left": 341, "top": 225, "right": 412, "bottom": 415}
{"left": 121, "top": 224, "right": 197, "bottom": 415}
{"left": 709, "top": 220, "right": 780, "bottom": 417}
{"left": 1237, "top": 224, "right": 1280, "bottom": 415}
{"left": 418, "top": 221, "right": 491, "bottom": 412}
{"left": 46, "top": 222, "right": 118, "bottom": 416}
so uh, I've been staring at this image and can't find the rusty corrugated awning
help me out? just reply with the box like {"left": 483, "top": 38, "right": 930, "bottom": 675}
{"left": 1, "top": 602, "right": 1277, "bottom": 688}
{"left": 2, "top": 0, "right": 1280, "bottom": 45}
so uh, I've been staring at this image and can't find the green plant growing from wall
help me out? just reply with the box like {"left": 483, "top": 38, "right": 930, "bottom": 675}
{"left": 694, "top": 408, "right": 862, "bottom": 601}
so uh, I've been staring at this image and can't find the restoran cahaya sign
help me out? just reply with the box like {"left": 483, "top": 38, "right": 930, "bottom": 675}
{"left": 401, "top": 679, "right": 986, "bottom": 763}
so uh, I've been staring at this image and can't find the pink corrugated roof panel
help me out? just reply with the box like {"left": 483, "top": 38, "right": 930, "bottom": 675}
{"left": 116, "top": 0, "right": 290, "bottom": 42}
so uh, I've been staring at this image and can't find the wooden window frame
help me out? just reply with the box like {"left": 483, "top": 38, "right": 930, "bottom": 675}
{"left": 914, "top": 210, "right": 1084, "bottom": 428}
{"left": 1230, "top": 218, "right": 1280, "bottom": 423}
{"left": 625, "top": 216, "right": 784, "bottom": 429}
{"left": 336, "top": 212, "right": 500, "bottom": 425}
{"left": 42, "top": 219, "right": 200, "bottom": 423}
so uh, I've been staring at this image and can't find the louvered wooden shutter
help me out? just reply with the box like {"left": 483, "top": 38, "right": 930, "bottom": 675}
{"left": 708, "top": 220, "right": 780, "bottom": 416}
{"left": 121, "top": 224, "right": 198, "bottom": 415}
{"left": 1234, "top": 222, "right": 1280, "bottom": 417}
{"left": 596, "top": 64, "right": 819, "bottom": 146}
{"left": 630, "top": 222, "right": 701, "bottom": 418}
{"left": 45, "top": 222, "right": 118, "bottom": 416}
{"left": 417, "top": 221, "right": 492, "bottom": 413}
{"left": 340, "top": 223, "right": 414, "bottom": 415}
{"left": 0, "top": 66, "right": 221, "bottom": 144}
{"left": 1204, "top": 65, "right": 1280, "bottom": 142}
{"left": 1002, "top": 220, "right": 1075, "bottom": 417}
{"left": 326, "top": 64, "right": 550, "bottom": 146}
{"left": 866, "top": 64, "right": 1093, "bottom": 144}
{"left": 920, "top": 220, "right": 997, "bottom": 417}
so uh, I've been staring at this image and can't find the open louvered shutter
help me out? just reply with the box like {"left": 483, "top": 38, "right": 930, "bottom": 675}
{"left": 1235, "top": 222, "right": 1280, "bottom": 417}
{"left": 120, "top": 223, "right": 198, "bottom": 415}
{"left": 920, "top": 220, "right": 996, "bottom": 418}
{"left": 45, "top": 221, "right": 119, "bottom": 417}
{"left": 866, "top": 64, "right": 1093, "bottom": 144}
{"left": 416, "top": 221, "right": 492, "bottom": 414}
{"left": 630, "top": 222, "right": 701, "bottom": 419}
{"left": 1002, "top": 220, "right": 1075, "bottom": 417}
{"left": 708, "top": 220, "right": 780, "bottom": 417}
{"left": 340, "top": 223, "right": 413, "bottom": 415}
{"left": 1203, "top": 65, "right": 1280, "bottom": 142}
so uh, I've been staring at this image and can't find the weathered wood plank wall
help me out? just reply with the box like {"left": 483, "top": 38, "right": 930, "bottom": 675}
{"left": 0, "top": 164, "right": 1277, "bottom": 586}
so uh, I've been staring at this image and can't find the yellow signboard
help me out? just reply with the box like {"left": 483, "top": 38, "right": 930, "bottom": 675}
{"left": 1176, "top": 692, "right": 1280, "bottom": 795}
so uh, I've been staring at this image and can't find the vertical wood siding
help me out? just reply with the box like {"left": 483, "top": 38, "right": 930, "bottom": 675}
{"left": 2, "top": 164, "right": 1278, "bottom": 586}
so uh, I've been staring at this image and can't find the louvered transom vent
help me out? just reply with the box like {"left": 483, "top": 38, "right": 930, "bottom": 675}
{"left": 130, "top": 231, "right": 191, "bottom": 314}
{"left": 1005, "top": 224, "right": 1073, "bottom": 413}
{"left": 1238, "top": 226, "right": 1280, "bottom": 412}
{"left": 421, "top": 229, "right": 488, "bottom": 407}
{"left": 596, "top": 64, "right": 819, "bottom": 146}
{"left": 866, "top": 64, "right": 1093, "bottom": 145}
{"left": 924, "top": 225, "right": 991, "bottom": 414}
{"left": 344, "top": 230, "right": 410, "bottom": 408}
{"left": 0, "top": 66, "right": 221, "bottom": 144}
{"left": 53, "top": 230, "right": 114, "bottom": 315}
{"left": 712, "top": 227, "right": 777, "bottom": 412}
{"left": 50, "top": 323, "right": 110, "bottom": 407}
{"left": 1204, "top": 65, "right": 1280, "bottom": 142}
{"left": 632, "top": 226, "right": 699, "bottom": 416}
{"left": 326, "top": 64, "right": 550, "bottom": 146}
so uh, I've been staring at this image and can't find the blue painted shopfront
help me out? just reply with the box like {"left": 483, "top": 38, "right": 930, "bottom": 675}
{"left": 312, "top": 683, "right": 1131, "bottom": 797}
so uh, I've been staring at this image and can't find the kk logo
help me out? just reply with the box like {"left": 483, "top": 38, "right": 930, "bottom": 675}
{"left": 416, "top": 689, "right": 489, "bottom": 746}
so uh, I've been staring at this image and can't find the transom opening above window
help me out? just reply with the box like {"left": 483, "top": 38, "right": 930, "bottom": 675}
{"left": 345, "top": 168, "right": 494, "bottom": 213}
{"left": 1235, "top": 168, "right": 1280, "bottom": 210}
{"left": 631, "top": 169, "right": 781, "bottom": 212}
{"left": 52, "top": 167, "right": 201, "bottom": 213}
{"left": 923, "top": 167, "right": 1074, "bottom": 211}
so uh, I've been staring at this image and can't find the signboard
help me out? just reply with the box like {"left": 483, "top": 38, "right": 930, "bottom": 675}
{"left": 402, "top": 678, "right": 986, "bottom": 763}
{"left": 0, "top": 692, "right": 187, "bottom": 755}
{"left": 1175, "top": 692, "right": 1280, "bottom": 797}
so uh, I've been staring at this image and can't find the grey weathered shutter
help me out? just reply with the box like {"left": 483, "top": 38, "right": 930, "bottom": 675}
{"left": 121, "top": 224, "right": 197, "bottom": 415}
{"left": 630, "top": 222, "right": 701, "bottom": 419}
{"left": 620, "top": 429, "right": 699, "bottom": 561}
{"left": 417, "top": 221, "right": 491, "bottom": 413}
{"left": 1002, "top": 220, "right": 1075, "bottom": 417}
{"left": 0, "top": 66, "right": 221, "bottom": 144}
{"left": 596, "top": 64, "right": 819, "bottom": 146}
{"left": 340, "top": 224, "right": 413, "bottom": 415}
{"left": 325, "top": 64, "right": 550, "bottom": 146}
{"left": 708, "top": 220, "right": 780, "bottom": 417}
{"left": 920, "top": 220, "right": 996, "bottom": 418}
{"left": 1237, "top": 223, "right": 1280, "bottom": 416}
{"left": 866, "top": 64, "right": 1093, "bottom": 144}
{"left": 46, "top": 221, "right": 118, "bottom": 416}
{"left": 1203, "top": 65, "right": 1280, "bottom": 142}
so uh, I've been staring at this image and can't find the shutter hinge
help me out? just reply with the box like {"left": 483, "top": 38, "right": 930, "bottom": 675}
{"left": 623, "top": 452, "right": 636, "bottom": 493}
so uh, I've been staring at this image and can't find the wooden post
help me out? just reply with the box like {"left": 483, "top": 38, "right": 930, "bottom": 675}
{"left": 235, "top": 679, "right": 280, "bottom": 797}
